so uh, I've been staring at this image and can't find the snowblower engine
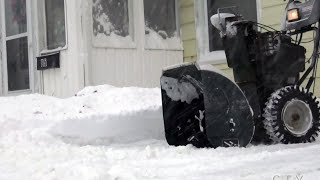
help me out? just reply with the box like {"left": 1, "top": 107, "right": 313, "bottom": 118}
{"left": 161, "top": 0, "right": 320, "bottom": 148}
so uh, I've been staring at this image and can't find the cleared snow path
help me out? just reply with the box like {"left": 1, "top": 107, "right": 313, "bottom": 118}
{"left": 0, "top": 85, "right": 320, "bottom": 180}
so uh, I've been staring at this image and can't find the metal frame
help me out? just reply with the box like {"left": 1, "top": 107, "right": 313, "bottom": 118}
{"left": 0, "top": 1, "right": 4, "bottom": 95}
{"left": 0, "top": 0, "right": 34, "bottom": 95}
{"left": 0, "top": 1, "right": 3, "bottom": 95}
{"left": 195, "top": 0, "right": 261, "bottom": 64}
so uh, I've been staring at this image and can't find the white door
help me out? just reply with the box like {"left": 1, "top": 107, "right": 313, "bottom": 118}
{"left": 0, "top": 0, "right": 34, "bottom": 95}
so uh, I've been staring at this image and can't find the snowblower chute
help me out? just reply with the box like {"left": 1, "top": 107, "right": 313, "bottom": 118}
{"left": 161, "top": 63, "right": 254, "bottom": 148}
{"left": 161, "top": 0, "right": 320, "bottom": 148}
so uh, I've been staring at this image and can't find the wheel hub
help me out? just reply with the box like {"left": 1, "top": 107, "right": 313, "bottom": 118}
{"left": 282, "top": 99, "right": 313, "bottom": 136}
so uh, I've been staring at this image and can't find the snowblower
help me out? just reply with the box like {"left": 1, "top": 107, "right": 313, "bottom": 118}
{"left": 160, "top": 0, "right": 320, "bottom": 148}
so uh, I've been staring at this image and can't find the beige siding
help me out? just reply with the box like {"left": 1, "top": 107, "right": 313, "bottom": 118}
{"left": 180, "top": 0, "right": 197, "bottom": 62}
{"left": 214, "top": 64, "right": 234, "bottom": 80}
{"left": 181, "top": 23, "right": 196, "bottom": 41}
{"left": 183, "top": 39, "right": 197, "bottom": 58}
{"left": 181, "top": 6, "right": 195, "bottom": 25}
{"left": 261, "top": 1, "right": 287, "bottom": 27}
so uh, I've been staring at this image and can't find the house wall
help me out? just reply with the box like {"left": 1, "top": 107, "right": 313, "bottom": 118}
{"left": 180, "top": 0, "right": 197, "bottom": 63}
{"left": 82, "top": 0, "right": 183, "bottom": 88}
{"left": 33, "top": 0, "right": 86, "bottom": 98}
{"left": 34, "top": 0, "right": 184, "bottom": 98}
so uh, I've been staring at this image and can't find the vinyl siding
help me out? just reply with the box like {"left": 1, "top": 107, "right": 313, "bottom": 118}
{"left": 40, "top": 0, "right": 86, "bottom": 97}
{"left": 86, "top": 0, "right": 183, "bottom": 89}
{"left": 180, "top": 0, "right": 197, "bottom": 62}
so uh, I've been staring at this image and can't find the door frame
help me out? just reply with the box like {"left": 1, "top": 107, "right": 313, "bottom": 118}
{"left": 0, "top": 0, "right": 35, "bottom": 96}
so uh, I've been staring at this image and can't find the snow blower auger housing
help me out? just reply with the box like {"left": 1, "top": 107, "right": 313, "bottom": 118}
{"left": 161, "top": 0, "right": 320, "bottom": 148}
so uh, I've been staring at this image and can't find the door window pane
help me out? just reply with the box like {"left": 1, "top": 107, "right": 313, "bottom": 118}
{"left": 6, "top": 37, "right": 30, "bottom": 91}
{"left": 45, "top": 0, "right": 66, "bottom": 50}
{"left": 207, "top": 0, "right": 257, "bottom": 52}
{"left": 144, "top": 0, "right": 176, "bottom": 39}
{"left": 144, "top": 0, "right": 180, "bottom": 49}
{"left": 92, "top": 0, "right": 129, "bottom": 39}
{"left": 5, "top": 0, "right": 27, "bottom": 37}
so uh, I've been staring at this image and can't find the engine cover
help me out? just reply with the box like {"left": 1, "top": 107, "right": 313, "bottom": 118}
{"left": 256, "top": 32, "right": 306, "bottom": 88}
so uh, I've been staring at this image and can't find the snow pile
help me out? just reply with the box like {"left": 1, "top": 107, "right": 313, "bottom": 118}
{"left": 0, "top": 85, "right": 164, "bottom": 145}
{"left": 52, "top": 85, "right": 164, "bottom": 145}
{"left": 1, "top": 85, "right": 320, "bottom": 180}
{"left": 92, "top": 32, "right": 135, "bottom": 48}
{"left": 145, "top": 28, "right": 182, "bottom": 50}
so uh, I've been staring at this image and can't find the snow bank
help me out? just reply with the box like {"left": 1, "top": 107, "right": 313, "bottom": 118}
{"left": 145, "top": 28, "right": 182, "bottom": 50}
{"left": 52, "top": 85, "right": 164, "bottom": 145}
{"left": 92, "top": 32, "right": 135, "bottom": 48}
{"left": 0, "top": 85, "right": 164, "bottom": 145}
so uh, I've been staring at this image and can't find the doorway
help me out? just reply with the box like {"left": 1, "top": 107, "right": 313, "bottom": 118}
{"left": 0, "top": 0, "right": 34, "bottom": 95}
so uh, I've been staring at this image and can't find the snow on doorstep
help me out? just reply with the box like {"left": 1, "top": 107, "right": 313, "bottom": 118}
{"left": 145, "top": 28, "right": 182, "bottom": 50}
{"left": 92, "top": 0, "right": 134, "bottom": 48}
{"left": 92, "top": 33, "right": 135, "bottom": 48}
{"left": 1, "top": 85, "right": 320, "bottom": 180}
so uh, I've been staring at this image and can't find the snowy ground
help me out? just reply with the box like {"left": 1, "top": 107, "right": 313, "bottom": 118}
{"left": 0, "top": 85, "right": 320, "bottom": 180}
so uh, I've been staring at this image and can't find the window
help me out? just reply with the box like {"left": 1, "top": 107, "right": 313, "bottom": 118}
{"left": 196, "top": 0, "right": 259, "bottom": 63}
{"left": 144, "top": 0, "right": 181, "bottom": 50}
{"left": 5, "top": 0, "right": 27, "bottom": 37}
{"left": 92, "top": 0, "right": 134, "bottom": 48}
{"left": 4, "top": 0, "right": 30, "bottom": 91}
{"left": 45, "top": 0, "right": 66, "bottom": 50}
{"left": 6, "top": 37, "right": 30, "bottom": 91}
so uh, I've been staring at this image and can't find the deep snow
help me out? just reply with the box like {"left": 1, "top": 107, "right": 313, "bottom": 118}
{"left": 0, "top": 85, "right": 320, "bottom": 180}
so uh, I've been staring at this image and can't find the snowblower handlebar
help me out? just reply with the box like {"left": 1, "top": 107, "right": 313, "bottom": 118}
{"left": 210, "top": 6, "right": 242, "bottom": 37}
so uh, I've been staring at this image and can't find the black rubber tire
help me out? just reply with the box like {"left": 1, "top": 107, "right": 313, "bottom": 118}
{"left": 263, "top": 86, "right": 320, "bottom": 144}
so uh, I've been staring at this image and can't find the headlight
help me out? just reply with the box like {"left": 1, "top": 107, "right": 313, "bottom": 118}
{"left": 287, "top": 9, "right": 300, "bottom": 22}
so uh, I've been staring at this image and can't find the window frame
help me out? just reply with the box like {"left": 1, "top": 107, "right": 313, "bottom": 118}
{"left": 40, "top": 0, "right": 68, "bottom": 55}
{"left": 195, "top": 0, "right": 261, "bottom": 64}
{"left": 143, "top": 0, "right": 182, "bottom": 51}
{"left": 91, "top": 0, "right": 135, "bottom": 49}
{"left": 0, "top": 0, "right": 35, "bottom": 95}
